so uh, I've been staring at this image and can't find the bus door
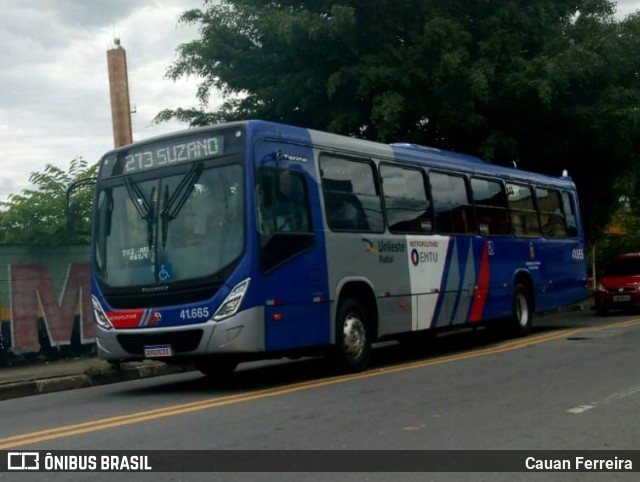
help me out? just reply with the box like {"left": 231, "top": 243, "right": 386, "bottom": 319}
{"left": 254, "top": 143, "right": 330, "bottom": 351}
{"left": 427, "top": 171, "right": 478, "bottom": 328}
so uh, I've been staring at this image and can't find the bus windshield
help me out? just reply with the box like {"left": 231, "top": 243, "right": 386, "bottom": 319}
{"left": 94, "top": 163, "right": 244, "bottom": 287}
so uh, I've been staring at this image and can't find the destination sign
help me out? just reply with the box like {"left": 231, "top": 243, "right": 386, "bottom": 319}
{"left": 123, "top": 135, "right": 224, "bottom": 173}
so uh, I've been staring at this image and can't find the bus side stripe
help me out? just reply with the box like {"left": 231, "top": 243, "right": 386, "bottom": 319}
{"left": 469, "top": 240, "right": 490, "bottom": 322}
{"left": 457, "top": 239, "right": 477, "bottom": 322}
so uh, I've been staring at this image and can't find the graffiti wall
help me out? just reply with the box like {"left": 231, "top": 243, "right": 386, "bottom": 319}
{"left": 0, "top": 245, "right": 92, "bottom": 365}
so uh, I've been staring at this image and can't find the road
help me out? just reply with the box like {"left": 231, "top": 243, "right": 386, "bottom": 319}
{"left": 1, "top": 307, "right": 640, "bottom": 481}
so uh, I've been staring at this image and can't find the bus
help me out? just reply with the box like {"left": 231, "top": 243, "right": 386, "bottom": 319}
{"left": 82, "top": 119, "right": 590, "bottom": 377}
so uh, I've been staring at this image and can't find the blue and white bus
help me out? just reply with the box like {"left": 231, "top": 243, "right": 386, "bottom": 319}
{"left": 88, "top": 120, "right": 590, "bottom": 376}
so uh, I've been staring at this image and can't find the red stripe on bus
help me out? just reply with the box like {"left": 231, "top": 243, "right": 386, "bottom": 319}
{"left": 469, "top": 241, "right": 490, "bottom": 322}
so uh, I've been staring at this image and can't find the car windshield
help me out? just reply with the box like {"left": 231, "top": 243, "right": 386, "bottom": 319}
{"left": 605, "top": 257, "right": 640, "bottom": 277}
{"left": 94, "top": 163, "right": 244, "bottom": 287}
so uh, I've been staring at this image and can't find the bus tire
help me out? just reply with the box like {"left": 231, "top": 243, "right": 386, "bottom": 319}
{"left": 194, "top": 357, "right": 238, "bottom": 380}
{"left": 509, "top": 283, "right": 532, "bottom": 337}
{"left": 329, "top": 298, "right": 371, "bottom": 372}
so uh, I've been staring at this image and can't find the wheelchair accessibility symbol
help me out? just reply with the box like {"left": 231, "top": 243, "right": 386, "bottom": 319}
{"left": 159, "top": 264, "right": 172, "bottom": 281}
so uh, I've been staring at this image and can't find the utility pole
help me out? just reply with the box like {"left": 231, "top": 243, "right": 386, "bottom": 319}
{"left": 106, "top": 38, "right": 133, "bottom": 147}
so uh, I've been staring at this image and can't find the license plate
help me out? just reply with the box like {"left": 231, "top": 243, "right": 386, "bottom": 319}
{"left": 144, "top": 344, "right": 173, "bottom": 357}
{"left": 613, "top": 295, "right": 630, "bottom": 302}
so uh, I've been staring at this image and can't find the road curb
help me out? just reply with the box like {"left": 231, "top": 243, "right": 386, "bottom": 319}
{"left": 88, "top": 362, "right": 193, "bottom": 386}
{"left": 0, "top": 363, "right": 195, "bottom": 402}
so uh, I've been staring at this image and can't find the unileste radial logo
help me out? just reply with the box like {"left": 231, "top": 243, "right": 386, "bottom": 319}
{"left": 361, "top": 238, "right": 406, "bottom": 264}
{"left": 361, "top": 238, "right": 379, "bottom": 253}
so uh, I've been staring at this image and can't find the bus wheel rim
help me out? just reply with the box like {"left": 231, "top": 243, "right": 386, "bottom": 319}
{"left": 343, "top": 313, "right": 366, "bottom": 359}
{"left": 516, "top": 292, "right": 529, "bottom": 327}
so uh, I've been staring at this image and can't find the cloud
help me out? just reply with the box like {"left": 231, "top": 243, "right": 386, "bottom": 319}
{"left": 0, "top": 0, "right": 207, "bottom": 200}
{"left": 616, "top": 0, "right": 640, "bottom": 16}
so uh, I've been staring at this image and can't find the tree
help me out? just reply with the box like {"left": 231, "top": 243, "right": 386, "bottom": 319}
{"left": 158, "top": 0, "right": 640, "bottom": 242}
{"left": 595, "top": 200, "right": 640, "bottom": 267}
{"left": 0, "top": 158, "right": 97, "bottom": 245}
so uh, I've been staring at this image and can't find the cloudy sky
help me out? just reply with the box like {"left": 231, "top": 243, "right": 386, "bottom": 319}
{"left": 0, "top": 0, "right": 205, "bottom": 200}
{"left": 0, "top": 0, "right": 639, "bottom": 202}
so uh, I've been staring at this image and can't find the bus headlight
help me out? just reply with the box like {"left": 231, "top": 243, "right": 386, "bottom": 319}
{"left": 213, "top": 278, "right": 251, "bottom": 321}
{"left": 92, "top": 295, "right": 113, "bottom": 330}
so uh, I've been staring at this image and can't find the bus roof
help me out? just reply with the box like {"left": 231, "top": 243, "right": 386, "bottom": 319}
{"left": 102, "top": 119, "right": 575, "bottom": 189}
{"left": 293, "top": 122, "right": 575, "bottom": 189}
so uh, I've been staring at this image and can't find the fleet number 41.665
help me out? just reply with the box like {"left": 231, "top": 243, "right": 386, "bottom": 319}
{"left": 180, "top": 307, "right": 210, "bottom": 320}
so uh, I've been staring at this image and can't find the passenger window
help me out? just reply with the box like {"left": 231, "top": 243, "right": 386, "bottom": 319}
{"left": 561, "top": 191, "right": 579, "bottom": 237}
{"left": 429, "top": 171, "right": 474, "bottom": 234}
{"left": 380, "top": 164, "right": 432, "bottom": 234}
{"left": 536, "top": 187, "right": 567, "bottom": 238}
{"left": 258, "top": 168, "right": 311, "bottom": 235}
{"left": 470, "top": 177, "right": 511, "bottom": 236}
{"left": 256, "top": 167, "right": 314, "bottom": 271}
{"left": 320, "top": 155, "right": 384, "bottom": 232}
{"left": 506, "top": 183, "right": 540, "bottom": 237}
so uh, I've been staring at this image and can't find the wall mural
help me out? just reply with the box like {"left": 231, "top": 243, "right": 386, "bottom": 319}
{"left": 1, "top": 261, "right": 94, "bottom": 365}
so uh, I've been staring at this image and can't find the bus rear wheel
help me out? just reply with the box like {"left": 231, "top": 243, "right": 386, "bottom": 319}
{"left": 509, "top": 283, "right": 532, "bottom": 337}
{"left": 329, "top": 298, "right": 371, "bottom": 373}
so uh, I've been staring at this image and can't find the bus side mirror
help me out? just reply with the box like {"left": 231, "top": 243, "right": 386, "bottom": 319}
{"left": 66, "top": 201, "right": 77, "bottom": 230}
{"left": 65, "top": 176, "right": 97, "bottom": 232}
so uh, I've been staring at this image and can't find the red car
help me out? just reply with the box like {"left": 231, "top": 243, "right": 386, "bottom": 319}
{"left": 594, "top": 252, "right": 640, "bottom": 315}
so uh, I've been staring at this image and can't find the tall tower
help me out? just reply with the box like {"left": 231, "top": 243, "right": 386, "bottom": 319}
{"left": 107, "top": 38, "right": 133, "bottom": 147}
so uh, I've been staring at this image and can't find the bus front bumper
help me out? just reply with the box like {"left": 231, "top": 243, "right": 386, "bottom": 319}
{"left": 95, "top": 306, "right": 265, "bottom": 362}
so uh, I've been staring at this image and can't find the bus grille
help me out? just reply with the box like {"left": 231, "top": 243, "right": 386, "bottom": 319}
{"left": 116, "top": 330, "right": 204, "bottom": 355}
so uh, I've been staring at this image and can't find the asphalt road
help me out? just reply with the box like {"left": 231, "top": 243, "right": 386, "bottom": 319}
{"left": 2, "top": 308, "right": 640, "bottom": 482}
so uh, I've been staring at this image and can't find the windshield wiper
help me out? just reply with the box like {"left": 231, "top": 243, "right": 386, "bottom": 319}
{"left": 160, "top": 163, "right": 204, "bottom": 249}
{"left": 147, "top": 186, "right": 156, "bottom": 250}
{"left": 161, "top": 184, "right": 170, "bottom": 249}
{"left": 124, "top": 178, "right": 156, "bottom": 250}
{"left": 124, "top": 178, "right": 149, "bottom": 218}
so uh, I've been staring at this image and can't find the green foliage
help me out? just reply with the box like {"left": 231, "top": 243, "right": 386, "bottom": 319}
{"left": 0, "top": 158, "right": 97, "bottom": 245}
{"left": 594, "top": 209, "right": 640, "bottom": 269}
{"left": 594, "top": 163, "right": 640, "bottom": 266}
{"left": 158, "top": 0, "right": 640, "bottom": 242}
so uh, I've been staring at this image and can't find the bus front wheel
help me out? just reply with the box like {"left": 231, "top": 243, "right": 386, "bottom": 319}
{"left": 195, "top": 357, "right": 238, "bottom": 380}
{"left": 329, "top": 298, "right": 371, "bottom": 372}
